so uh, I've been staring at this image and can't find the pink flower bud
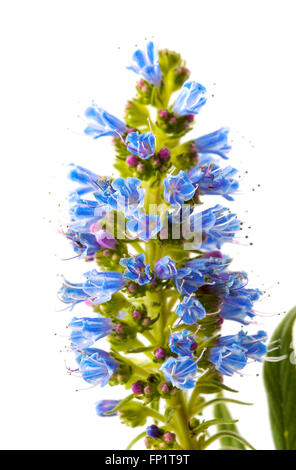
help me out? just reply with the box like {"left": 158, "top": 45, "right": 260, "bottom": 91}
{"left": 163, "top": 432, "right": 175, "bottom": 443}
{"left": 159, "top": 147, "right": 170, "bottom": 161}
{"left": 126, "top": 155, "right": 138, "bottom": 167}
{"left": 132, "top": 310, "right": 141, "bottom": 320}
{"left": 169, "top": 117, "right": 177, "bottom": 124}
{"left": 160, "top": 383, "right": 169, "bottom": 393}
{"left": 155, "top": 348, "right": 166, "bottom": 360}
{"left": 159, "top": 109, "right": 169, "bottom": 119}
{"left": 132, "top": 381, "right": 144, "bottom": 395}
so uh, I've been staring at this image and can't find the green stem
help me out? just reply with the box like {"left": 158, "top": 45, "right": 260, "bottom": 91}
{"left": 171, "top": 392, "right": 197, "bottom": 450}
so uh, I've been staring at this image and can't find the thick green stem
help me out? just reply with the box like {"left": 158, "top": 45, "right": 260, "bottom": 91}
{"left": 171, "top": 392, "right": 197, "bottom": 450}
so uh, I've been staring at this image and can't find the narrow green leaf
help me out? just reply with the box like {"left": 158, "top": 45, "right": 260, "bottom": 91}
{"left": 194, "top": 417, "right": 238, "bottom": 435}
{"left": 202, "top": 431, "right": 255, "bottom": 450}
{"left": 214, "top": 402, "right": 246, "bottom": 450}
{"left": 196, "top": 397, "right": 252, "bottom": 413}
{"left": 126, "top": 431, "right": 146, "bottom": 450}
{"left": 126, "top": 346, "right": 155, "bottom": 354}
{"left": 263, "top": 306, "right": 296, "bottom": 450}
{"left": 105, "top": 394, "right": 134, "bottom": 415}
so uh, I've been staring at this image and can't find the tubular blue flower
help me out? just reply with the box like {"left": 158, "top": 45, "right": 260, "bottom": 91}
{"left": 59, "top": 279, "right": 91, "bottom": 309}
{"left": 173, "top": 81, "right": 207, "bottom": 116}
{"left": 127, "top": 41, "right": 162, "bottom": 86}
{"left": 195, "top": 128, "right": 231, "bottom": 160}
{"left": 186, "top": 252, "right": 231, "bottom": 276}
{"left": 234, "top": 330, "right": 267, "bottom": 361}
{"left": 68, "top": 164, "right": 100, "bottom": 196}
{"left": 59, "top": 270, "right": 125, "bottom": 308}
{"left": 146, "top": 425, "right": 163, "bottom": 438}
{"left": 163, "top": 170, "right": 196, "bottom": 206}
{"left": 125, "top": 131, "right": 156, "bottom": 159}
{"left": 83, "top": 270, "right": 126, "bottom": 304}
{"left": 64, "top": 229, "right": 101, "bottom": 261}
{"left": 176, "top": 295, "right": 206, "bottom": 324}
{"left": 160, "top": 356, "right": 197, "bottom": 389}
{"left": 202, "top": 205, "right": 240, "bottom": 250}
{"left": 68, "top": 316, "right": 114, "bottom": 348}
{"left": 168, "top": 330, "right": 197, "bottom": 357}
{"left": 69, "top": 194, "right": 107, "bottom": 224}
{"left": 154, "top": 256, "right": 191, "bottom": 280}
{"left": 209, "top": 344, "right": 247, "bottom": 377}
{"left": 210, "top": 330, "right": 268, "bottom": 376}
{"left": 112, "top": 177, "right": 144, "bottom": 217}
{"left": 96, "top": 400, "right": 119, "bottom": 417}
{"left": 84, "top": 104, "right": 127, "bottom": 139}
{"left": 187, "top": 155, "right": 239, "bottom": 201}
{"left": 78, "top": 348, "right": 119, "bottom": 386}
{"left": 120, "top": 253, "right": 152, "bottom": 285}
{"left": 219, "top": 287, "right": 262, "bottom": 324}
{"left": 126, "top": 213, "right": 161, "bottom": 242}
{"left": 175, "top": 271, "right": 205, "bottom": 295}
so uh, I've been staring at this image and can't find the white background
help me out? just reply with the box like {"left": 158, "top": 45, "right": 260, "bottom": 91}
{"left": 1, "top": 0, "right": 296, "bottom": 450}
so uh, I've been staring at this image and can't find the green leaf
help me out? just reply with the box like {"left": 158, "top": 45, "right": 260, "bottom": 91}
{"left": 214, "top": 402, "right": 246, "bottom": 450}
{"left": 105, "top": 394, "right": 134, "bottom": 415}
{"left": 126, "top": 432, "right": 146, "bottom": 450}
{"left": 196, "top": 397, "right": 253, "bottom": 413}
{"left": 202, "top": 431, "right": 255, "bottom": 450}
{"left": 263, "top": 306, "right": 296, "bottom": 450}
{"left": 194, "top": 417, "right": 238, "bottom": 436}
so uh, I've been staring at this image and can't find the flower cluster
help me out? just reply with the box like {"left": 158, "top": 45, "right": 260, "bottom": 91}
{"left": 59, "top": 42, "right": 269, "bottom": 450}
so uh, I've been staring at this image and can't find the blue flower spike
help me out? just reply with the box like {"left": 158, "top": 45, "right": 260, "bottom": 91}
{"left": 59, "top": 42, "right": 271, "bottom": 451}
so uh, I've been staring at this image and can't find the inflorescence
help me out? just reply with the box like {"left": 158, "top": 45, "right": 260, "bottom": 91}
{"left": 59, "top": 41, "right": 269, "bottom": 450}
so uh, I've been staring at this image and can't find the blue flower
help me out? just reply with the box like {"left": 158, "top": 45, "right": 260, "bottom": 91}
{"left": 209, "top": 344, "right": 247, "bottom": 377}
{"left": 160, "top": 356, "right": 197, "bottom": 389}
{"left": 200, "top": 205, "right": 240, "bottom": 250}
{"left": 68, "top": 164, "right": 100, "bottom": 196}
{"left": 164, "top": 170, "right": 196, "bottom": 206}
{"left": 173, "top": 81, "right": 207, "bottom": 116}
{"left": 146, "top": 425, "right": 163, "bottom": 438}
{"left": 175, "top": 271, "right": 205, "bottom": 295}
{"left": 59, "top": 270, "right": 125, "bottom": 308}
{"left": 83, "top": 270, "right": 126, "bottom": 303}
{"left": 209, "top": 330, "right": 267, "bottom": 376}
{"left": 78, "top": 348, "right": 118, "bottom": 386}
{"left": 186, "top": 252, "right": 231, "bottom": 276}
{"left": 59, "top": 279, "right": 90, "bottom": 309}
{"left": 219, "top": 287, "right": 261, "bottom": 324}
{"left": 120, "top": 253, "right": 152, "bottom": 285}
{"left": 235, "top": 330, "right": 267, "bottom": 361}
{"left": 187, "top": 155, "right": 239, "bottom": 201}
{"left": 154, "top": 256, "right": 191, "bottom": 280}
{"left": 168, "top": 330, "right": 197, "bottom": 357}
{"left": 96, "top": 400, "right": 119, "bottom": 417}
{"left": 65, "top": 229, "right": 101, "bottom": 261}
{"left": 84, "top": 104, "right": 127, "bottom": 139}
{"left": 68, "top": 316, "right": 114, "bottom": 348}
{"left": 126, "top": 213, "right": 161, "bottom": 242}
{"left": 176, "top": 295, "right": 206, "bottom": 324}
{"left": 127, "top": 41, "right": 162, "bottom": 86}
{"left": 112, "top": 177, "right": 144, "bottom": 217}
{"left": 126, "top": 131, "right": 156, "bottom": 159}
{"left": 195, "top": 128, "right": 231, "bottom": 160}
